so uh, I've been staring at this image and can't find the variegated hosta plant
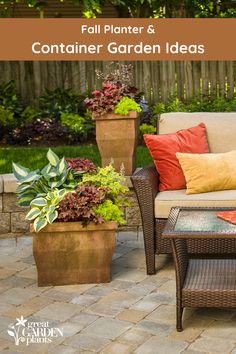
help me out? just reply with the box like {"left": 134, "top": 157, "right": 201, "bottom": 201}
{"left": 12, "top": 149, "right": 97, "bottom": 232}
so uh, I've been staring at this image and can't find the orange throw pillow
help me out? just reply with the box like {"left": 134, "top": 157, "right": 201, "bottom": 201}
{"left": 144, "top": 123, "right": 209, "bottom": 191}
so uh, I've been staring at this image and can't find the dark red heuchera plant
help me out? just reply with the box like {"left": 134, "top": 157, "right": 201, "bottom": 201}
{"left": 57, "top": 185, "right": 107, "bottom": 225}
{"left": 84, "top": 63, "right": 139, "bottom": 117}
{"left": 66, "top": 158, "right": 97, "bottom": 174}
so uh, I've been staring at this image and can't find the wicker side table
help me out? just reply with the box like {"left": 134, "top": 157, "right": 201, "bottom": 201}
{"left": 162, "top": 206, "right": 236, "bottom": 332}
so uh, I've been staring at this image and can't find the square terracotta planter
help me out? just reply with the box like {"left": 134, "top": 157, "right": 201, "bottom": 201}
{"left": 30, "top": 221, "right": 117, "bottom": 286}
{"left": 93, "top": 111, "right": 139, "bottom": 175}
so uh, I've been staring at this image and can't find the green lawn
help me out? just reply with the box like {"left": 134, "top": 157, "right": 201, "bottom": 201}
{"left": 0, "top": 145, "right": 152, "bottom": 174}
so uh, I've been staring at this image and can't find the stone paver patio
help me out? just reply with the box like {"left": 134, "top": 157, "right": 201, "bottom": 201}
{"left": 0, "top": 232, "right": 235, "bottom": 354}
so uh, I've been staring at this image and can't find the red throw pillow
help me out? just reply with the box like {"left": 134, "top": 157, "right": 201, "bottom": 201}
{"left": 144, "top": 123, "right": 209, "bottom": 191}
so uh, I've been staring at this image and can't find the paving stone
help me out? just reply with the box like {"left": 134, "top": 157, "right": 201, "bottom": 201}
{"left": 13, "top": 342, "right": 51, "bottom": 353}
{"left": 34, "top": 302, "right": 82, "bottom": 322}
{"left": 0, "top": 315, "right": 13, "bottom": 332}
{"left": 0, "top": 255, "right": 23, "bottom": 267}
{"left": 70, "top": 294, "right": 98, "bottom": 307}
{"left": 5, "top": 262, "right": 30, "bottom": 272}
{"left": 176, "top": 349, "right": 204, "bottom": 354}
{"left": 0, "top": 288, "right": 38, "bottom": 306}
{"left": 101, "top": 341, "right": 135, "bottom": 354}
{"left": 106, "top": 280, "right": 135, "bottom": 291}
{"left": 135, "top": 336, "right": 188, "bottom": 354}
{"left": 70, "top": 313, "right": 99, "bottom": 329}
{"left": 11, "top": 213, "right": 29, "bottom": 233}
{"left": 43, "top": 289, "right": 75, "bottom": 303}
{"left": 113, "top": 249, "right": 146, "bottom": 269}
{"left": 201, "top": 320, "right": 236, "bottom": 340}
{"left": 98, "top": 290, "right": 142, "bottom": 308}
{"left": 54, "top": 284, "right": 95, "bottom": 295}
{"left": 131, "top": 294, "right": 163, "bottom": 312}
{"left": 0, "top": 338, "right": 12, "bottom": 351}
{"left": 16, "top": 266, "right": 37, "bottom": 280}
{"left": 118, "top": 328, "right": 151, "bottom": 347}
{"left": 113, "top": 268, "right": 148, "bottom": 283}
{"left": 0, "top": 213, "right": 10, "bottom": 233}
{"left": 195, "top": 308, "right": 235, "bottom": 321}
{"left": 1, "top": 275, "right": 36, "bottom": 288}
{"left": 116, "top": 309, "right": 148, "bottom": 323}
{"left": 0, "top": 196, "right": 2, "bottom": 213}
{"left": 117, "top": 231, "right": 139, "bottom": 243}
{"left": 0, "top": 269, "right": 16, "bottom": 280}
{"left": 85, "top": 286, "right": 113, "bottom": 297}
{"left": 4, "top": 295, "right": 53, "bottom": 318}
{"left": 56, "top": 321, "right": 84, "bottom": 338}
{"left": 137, "top": 319, "right": 174, "bottom": 336}
{"left": 146, "top": 304, "right": 176, "bottom": 324}
{"left": 85, "top": 302, "right": 122, "bottom": 317}
{"left": 49, "top": 345, "right": 78, "bottom": 354}
{"left": 64, "top": 333, "right": 110, "bottom": 352}
{"left": 0, "top": 302, "right": 16, "bottom": 315}
{"left": 128, "top": 283, "right": 156, "bottom": 296}
{"left": 157, "top": 279, "right": 176, "bottom": 292}
{"left": 189, "top": 336, "right": 235, "bottom": 354}
{"left": 82, "top": 317, "right": 131, "bottom": 340}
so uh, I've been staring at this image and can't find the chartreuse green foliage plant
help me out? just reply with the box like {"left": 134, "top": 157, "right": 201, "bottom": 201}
{"left": 114, "top": 97, "right": 142, "bottom": 115}
{"left": 60, "top": 112, "right": 85, "bottom": 133}
{"left": 80, "top": 164, "right": 130, "bottom": 224}
{"left": 13, "top": 149, "right": 129, "bottom": 232}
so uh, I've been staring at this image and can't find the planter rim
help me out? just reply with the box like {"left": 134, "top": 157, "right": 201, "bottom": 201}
{"left": 30, "top": 221, "right": 118, "bottom": 234}
{"left": 92, "top": 111, "right": 138, "bottom": 121}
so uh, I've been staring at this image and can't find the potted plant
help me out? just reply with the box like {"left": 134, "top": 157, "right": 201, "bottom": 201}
{"left": 84, "top": 63, "right": 142, "bottom": 176}
{"left": 12, "top": 149, "right": 129, "bottom": 286}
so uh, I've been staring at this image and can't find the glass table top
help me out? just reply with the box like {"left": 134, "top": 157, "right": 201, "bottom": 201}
{"left": 174, "top": 209, "right": 236, "bottom": 233}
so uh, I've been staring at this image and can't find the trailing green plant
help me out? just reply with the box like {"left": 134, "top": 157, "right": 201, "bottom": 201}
{"left": 114, "top": 97, "right": 141, "bottom": 115}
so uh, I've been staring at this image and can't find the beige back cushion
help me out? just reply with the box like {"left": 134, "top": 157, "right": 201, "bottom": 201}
{"left": 159, "top": 112, "right": 236, "bottom": 153}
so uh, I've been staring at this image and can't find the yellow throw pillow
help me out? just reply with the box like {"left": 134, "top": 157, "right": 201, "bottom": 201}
{"left": 176, "top": 150, "right": 236, "bottom": 194}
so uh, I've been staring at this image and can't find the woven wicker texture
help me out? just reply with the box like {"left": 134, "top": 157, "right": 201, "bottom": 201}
{"left": 183, "top": 259, "right": 236, "bottom": 307}
{"left": 132, "top": 165, "right": 236, "bottom": 275}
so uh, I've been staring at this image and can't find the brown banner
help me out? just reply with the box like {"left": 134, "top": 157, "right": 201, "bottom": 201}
{"left": 0, "top": 18, "right": 235, "bottom": 60}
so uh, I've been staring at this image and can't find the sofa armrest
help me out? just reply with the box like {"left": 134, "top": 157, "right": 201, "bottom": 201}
{"left": 131, "top": 165, "right": 159, "bottom": 274}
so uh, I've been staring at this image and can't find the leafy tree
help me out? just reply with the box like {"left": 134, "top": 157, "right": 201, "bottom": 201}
{"left": 0, "top": 0, "right": 235, "bottom": 18}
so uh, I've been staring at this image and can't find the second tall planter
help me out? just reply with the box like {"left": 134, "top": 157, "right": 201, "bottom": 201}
{"left": 93, "top": 111, "right": 139, "bottom": 176}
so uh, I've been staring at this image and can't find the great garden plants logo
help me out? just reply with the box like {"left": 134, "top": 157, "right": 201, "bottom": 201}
{"left": 7, "top": 316, "right": 63, "bottom": 346}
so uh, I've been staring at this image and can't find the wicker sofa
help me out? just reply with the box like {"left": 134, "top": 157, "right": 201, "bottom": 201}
{"left": 131, "top": 112, "right": 236, "bottom": 275}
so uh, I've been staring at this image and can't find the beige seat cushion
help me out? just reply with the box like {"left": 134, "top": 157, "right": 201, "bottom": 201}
{"left": 155, "top": 189, "right": 236, "bottom": 218}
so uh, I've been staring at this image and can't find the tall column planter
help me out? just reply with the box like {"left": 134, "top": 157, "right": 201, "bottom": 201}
{"left": 93, "top": 111, "right": 139, "bottom": 176}
{"left": 31, "top": 221, "right": 117, "bottom": 286}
